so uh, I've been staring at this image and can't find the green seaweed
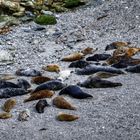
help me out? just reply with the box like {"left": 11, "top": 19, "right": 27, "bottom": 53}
{"left": 34, "top": 15, "right": 57, "bottom": 25}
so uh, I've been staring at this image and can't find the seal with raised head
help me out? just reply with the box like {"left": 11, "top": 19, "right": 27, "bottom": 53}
{"left": 35, "top": 100, "right": 50, "bottom": 113}
{"left": 17, "top": 78, "right": 31, "bottom": 90}
{"left": 78, "top": 77, "right": 122, "bottom": 88}
{"left": 59, "top": 85, "right": 93, "bottom": 99}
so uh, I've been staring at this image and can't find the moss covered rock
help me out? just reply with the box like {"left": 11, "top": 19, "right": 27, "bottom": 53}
{"left": 64, "top": 0, "right": 80, "bottom": 8}
{"left": 34, "top": 15, "right": 57, "bottom": 25}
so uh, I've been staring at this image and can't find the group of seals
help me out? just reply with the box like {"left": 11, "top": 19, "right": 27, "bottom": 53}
{"left": 1, "top": 41, "right": 140, "bottom": 121}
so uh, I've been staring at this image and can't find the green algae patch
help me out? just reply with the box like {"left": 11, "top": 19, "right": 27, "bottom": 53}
{"left": 64, "top": 0, "right": 80, "bottom": 8}
{"left": 34, "top": 15, "right": 57, "bottom": 25}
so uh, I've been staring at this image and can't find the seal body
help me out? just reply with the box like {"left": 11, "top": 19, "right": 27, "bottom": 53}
{"left": 32, "top": 80, "right": 66, "bottom": 93}
{"left": 3, "top": 98, "right": 16, "bottom": 112}
{"left": 31, "top": 76, "right": 53, "bottom": 85}
{"left": 93, "top": 72, "right": 119, "bottom": 79}
{"left": 125, "top": 64, "right": 140, "bottom": 73}
{"left": 17, "top": 79, "right": 31, "bottom": 90}
{"left": 56, "top": 112, "right": 79, "bottom": 121}
{"left": 24, "top": 90, "right": 54, "bottom": 102}
{"left": 16, "top": 68, "right": 42, "bottom": 77}
{"left": 61, "top": 53, "right": 84, "bottom": 62}
{"left": 53, "top": 96, "right": 76, "bottom": 110}
{"left": 59, "top": 85, "right": 93, "bottom": 99}
{"left": 0, "top": 80, "right": 19, "bottom": 89}
{"left": 86, "top": 54, "right": 111, "bottom": 61}
{"left": 76, "top": 65, "right": 124, "bottom": 75}
{"left": 78, "top": 77, "right": 122, "bottom": 88}
{"left": 112, "top": 58, "right": 140, "bottom": 68}
{"left": 105, "top": 41, "right": 130, "bottom": 51}
{"left": 0, "top": 88, "right": 28, "bottom": 98}
{"left": 35, "top": 100, "right": 49, "bottom": 113}
{"left": 69, "top": 60, "right": 90, "bottom": 68}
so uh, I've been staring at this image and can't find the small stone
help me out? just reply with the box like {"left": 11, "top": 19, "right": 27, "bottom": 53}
{"left": 0, "top": 50, "right": 13, "bottom": 62}
{"left": 18, "top": 109, "right": 30, "bottom": 121}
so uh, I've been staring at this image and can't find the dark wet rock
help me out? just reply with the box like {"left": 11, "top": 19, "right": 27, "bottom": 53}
{"left": 15, "top": 68, "right": 42, "bottom": 77}
{"left": 0, "top": 88, "right": 28, "bottom": 98}
{"left": 34, "top": 15, "right": 57, "bottom": 25}
{"left": 69, "top": 60, "right": 90, "bottom": 68}
{"left": 78, "top": 77, "right": 122, "bottom": 88}
{"left": 86, "top": 54, "right": 111, "bottom": 61}
{"left": 59, "top": 85, "right": 93, "bottom": 99}
{"left": 76, "top": 65, "right": 125, "bottom": 75}
{"left": 32, "top": 80, "right": 66, "bottom": 93}
{"left": 35, "top": 100, "right": 50, "bottom": 113}
{"left": 33, "top": 26, "right": 46, "bottom": 31}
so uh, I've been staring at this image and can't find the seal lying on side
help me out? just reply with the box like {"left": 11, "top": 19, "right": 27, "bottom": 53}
{"left": 56, "top": 112, "right": 79, "bottom": 121}
{"left": 0, "top": 79, "right": 30, "bottom": 90}
{"left": 86, "top": 54, "right": 111, "bottom": 61}
{"left": 112, "top": 58, "right": 140, "bottom": 68}
{"left": 78, "top": 77, "right": 122, "bottom": 88}
{"left": 105, "top": 41, "right": 130, "bottom": 51}
{"left": 31, "top": 76, "right": 53, "bottom": 85}
{"left": 125, "top": 64, "right": 140, "bottom": 73}
{"left": 53, "top": 96, "right": 76, "bottom": 110}
{"left": 69, "top": 60, "right": 90, "bottom": 68}
{"left": 76, "top": 65, "right": 125, "bottom": 75}
{"left": 0, "top": 80, "right": 19, "bottom": 89}
{"left": 32, "top": 80, "right": 66, "bottom": 94}
{"left": 92, "top": 71, "right": 119, "bottom": 79}
{"left": 0, "top": 88, "right": 28, "bottom": 98}
{"left": 15, "top": 68, "right": 42, "bottom": 77}
{"left": 59, "top": 85, "right": 93, "bottom": 99}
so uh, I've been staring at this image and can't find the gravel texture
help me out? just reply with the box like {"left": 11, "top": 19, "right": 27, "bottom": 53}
{"left": 0, "top": 0, "right": 140, "bottom": 139}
